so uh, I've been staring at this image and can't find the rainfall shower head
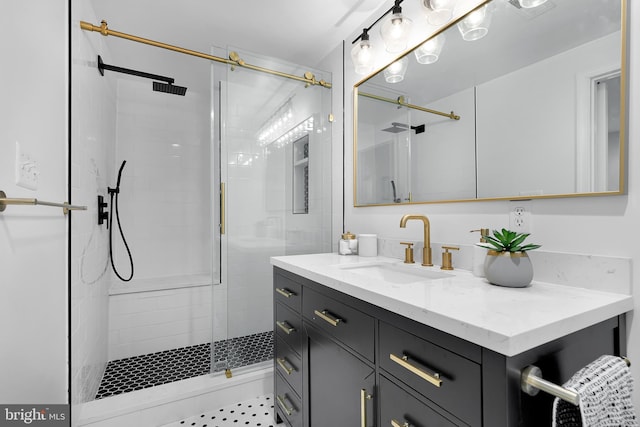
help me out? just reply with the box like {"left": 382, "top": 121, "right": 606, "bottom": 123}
{"left": 381, "top": 122, "right": 426, "bottom": 134}
{"left": 381, "top": 122, "right": 410, "bottom": 133}
{"left": 153, "top": 81, "right": 187, "bottom": 96}
{"left": 97, "top": 55, "right": 188, "bottom": 96}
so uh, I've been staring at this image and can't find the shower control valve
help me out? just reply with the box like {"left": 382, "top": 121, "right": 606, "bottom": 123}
{"left": 97, "top": 195, "right": 109, "bottom": 227}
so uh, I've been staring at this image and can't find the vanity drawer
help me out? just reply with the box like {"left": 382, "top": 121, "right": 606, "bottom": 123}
{"left": 275, "top": 371, "right": 303, "bottom": 427}
{"left": 303, "top": 287, "right": 375, "bottom": 362}
{"left": 380, "top": 375, "right": 460, "bottom": 427}
{"left": 274, "top": 273, "right": 302, "bottom": 313}
{"left": 275, "top": 302, "right": 302, "bottom": 356}
{"left": 275, "top": 335, "right": 303, "bottom": 396}
{"left": 379, "top": 321, "right": 481, "bottom": 426}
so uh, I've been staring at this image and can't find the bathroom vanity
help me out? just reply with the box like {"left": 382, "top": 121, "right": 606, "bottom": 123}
{"left": 271, "top": 253, "right": 633, "bottom": 427}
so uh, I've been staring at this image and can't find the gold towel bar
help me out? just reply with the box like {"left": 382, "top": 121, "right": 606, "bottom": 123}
{"left": 0, "top": 190, "right": 87, "bottom": 215}
{"left": 521, "top": 357, "right": 631, "bottom": 406}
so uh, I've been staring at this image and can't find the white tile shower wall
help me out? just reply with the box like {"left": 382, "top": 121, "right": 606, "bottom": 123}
{"left": 108, "top": 286, "right": 212, "bottom": 360}
{"left": 113, "top": 79, "right": 212, "bottom": 283}
{"left": 70, "top": 0, "right": 117, "bottom": 407}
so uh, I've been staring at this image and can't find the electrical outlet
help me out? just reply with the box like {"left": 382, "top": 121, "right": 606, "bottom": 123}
{"left": 509, "top": 205, "right": 531, "bottom": 233}
{"left": 15, "top": 141, "right": 39, "bottom": 190}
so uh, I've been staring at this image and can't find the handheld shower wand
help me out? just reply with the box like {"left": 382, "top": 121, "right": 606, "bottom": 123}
{"left": 391, "top": 180, "right": 401, "bottom": 203}
{"left": 106, "top": 160, "right": 134, "bottom": 282}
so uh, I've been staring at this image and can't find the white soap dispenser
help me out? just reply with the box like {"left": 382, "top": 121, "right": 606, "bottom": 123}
{"left": 470, "top": 228, "right": 489, "bottom": 277}
{"left": 339, "top": 231, "right": 358, "bottom": 255}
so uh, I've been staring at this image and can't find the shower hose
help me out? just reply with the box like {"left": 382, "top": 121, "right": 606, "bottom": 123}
{"left": 108, "top": 160, "right": 134, "bottom": 281}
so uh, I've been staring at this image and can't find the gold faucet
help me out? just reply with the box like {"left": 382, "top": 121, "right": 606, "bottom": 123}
{"left": 399, "top": 214, "right": 432, "bottom": 267}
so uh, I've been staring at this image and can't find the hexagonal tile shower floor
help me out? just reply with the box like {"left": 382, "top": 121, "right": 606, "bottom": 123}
{"left": 161, "top": 394, "right": 276, "bottom": 427}
{"left": 95, "top": 331, "right": 273, "bottom": 399}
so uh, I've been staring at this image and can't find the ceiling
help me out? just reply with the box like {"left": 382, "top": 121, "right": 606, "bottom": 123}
{"left": 88, "top": 0, "right": 389, "bottom": 69}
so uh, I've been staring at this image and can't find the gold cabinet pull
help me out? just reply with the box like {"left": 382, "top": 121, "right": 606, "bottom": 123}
{"left": 391, "top": 420, "right": 411, "bottom": 427}
{"left": 276, "top": 287, "right": 296, "bottom": 298}
{"left": 277, "top": 357, "right": 294, "bottom": 375}
{"left": 360, "top": 389, "right": 372, "bottom": 427}
{"left": 389, "top": 353, "right": 443, "bottom": 388}
{"left": 276, "top": 394, "right": 294, "bottom": 416}
{"left": 314, "top": 309, "right": 342, "bottom": 327}
{"left": 276, "top": 320, "right": 296, "bottom": 335}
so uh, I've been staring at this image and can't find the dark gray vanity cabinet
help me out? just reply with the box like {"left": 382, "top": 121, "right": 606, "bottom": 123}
{"left": 273, "top": 267, "right": 625, "bottom": 427}
{"left": 274, "top": 274, "right": 304, "bottom": 426}
{"left": 306, "top": 325, "right": 375, "bottom": 426}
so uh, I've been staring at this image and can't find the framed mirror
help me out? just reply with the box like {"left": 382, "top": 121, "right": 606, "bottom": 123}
{"left": 354, "top": 0, "right": 627, "bottom": 206}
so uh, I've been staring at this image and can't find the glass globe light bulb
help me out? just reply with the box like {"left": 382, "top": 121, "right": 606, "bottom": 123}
{"left": 422, "top": 0, "right": 457, "bottom": 26}
{"left": 457, "top": 4, "right": 493, "bottom": 41}
{"left": 351, "top": 36, "right": 375, "bottom": 75}
{"left": 380, "top": 10, "right": 413, "bottom": 53}
{"left": 383, "top": 56, "right": 409, "bottom": 83}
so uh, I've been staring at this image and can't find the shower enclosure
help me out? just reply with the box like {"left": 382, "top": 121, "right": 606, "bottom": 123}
{"left": 214, "top": 47, "right": 333, "bottom": 376}
{"left": 71, "top": 14, "right": 332, "bottom": 407}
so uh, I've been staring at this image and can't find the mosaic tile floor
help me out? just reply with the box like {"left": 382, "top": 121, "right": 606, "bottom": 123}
{"left": 95, "top": 331, "right": 273, "bottom": 399}
{"left": 162, "top": 394, "right": 277, "bottom": 427}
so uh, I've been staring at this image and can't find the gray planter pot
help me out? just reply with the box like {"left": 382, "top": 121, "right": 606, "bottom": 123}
{"left": 484, "top": 250, "right": 533, "bottom": 288}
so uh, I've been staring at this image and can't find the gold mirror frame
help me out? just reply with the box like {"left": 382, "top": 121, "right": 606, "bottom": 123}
{"left": 353, "top": 0, "right": 628, "bottom": 207}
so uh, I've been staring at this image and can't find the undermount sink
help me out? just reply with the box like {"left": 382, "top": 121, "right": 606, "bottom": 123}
{"left": 335, "top": 262, "right": 454, "bottom": 284}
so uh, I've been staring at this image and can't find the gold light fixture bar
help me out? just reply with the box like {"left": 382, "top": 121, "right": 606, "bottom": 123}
{"left": 0, "top": 190, "right": 87, "bottom": 215}
{"left": 80, "top": 20, "right": 331, "bottom": 89}
{"left": 359, "top": 91, "right": 460, "bottom": 120}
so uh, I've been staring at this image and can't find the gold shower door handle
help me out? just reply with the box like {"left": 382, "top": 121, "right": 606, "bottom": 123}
{"left": 276, "top": 394, "right": 294, "bottom": 416}
{"left": 389, "top": 353, "right": 443, "bottom": 387}
{"left": 361, "top": 389, "right": 372, "bottom": 427}
{"left": 276, "top": 357, "right": 294, "bottom": 375}
{"left": 220, "top": 182, "right": 225, "bottom": 234}
{"left": 276, "top": 321, "right": 295, "bottom": 335}
{"left": 314, "top": 309, "right": 342, "bottom": 327}
{"left": 391, "top": 420, "right": 411, "bottom": 427}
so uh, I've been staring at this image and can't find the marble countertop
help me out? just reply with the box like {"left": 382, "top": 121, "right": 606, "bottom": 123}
{"left": 271, "top": 253, "right": 633, "bottom": 357}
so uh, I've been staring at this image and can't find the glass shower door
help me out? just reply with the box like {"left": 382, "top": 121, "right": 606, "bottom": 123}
{"left": 214, "top": 48, "right": 332, "bottom": 376}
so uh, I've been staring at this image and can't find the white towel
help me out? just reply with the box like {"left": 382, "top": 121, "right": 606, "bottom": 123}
{"left": 552, "top": 355, "right": 638, "bottom": 427}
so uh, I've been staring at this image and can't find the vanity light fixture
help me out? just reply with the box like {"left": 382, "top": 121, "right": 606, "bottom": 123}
{"left": 457, "top": 3, "right": 494, "bottom": 41}
{"left": 380, "top": 0, "right": 413, "bottom": 53}
{"left": 414, "top": 33, "right": 446, "bottom": 64}
{"left": 351, "top": 29, "right": 375, "bottom": 75}
{"left": 383, "top": 56, "right": 409, "bottom": 83}
{"left": 351, "top": 0, "right": 412, "bottom": 75}
{"left": 421, "top": 0, "right": 457, "bottom": 26}
{"left": 517, "top": 0, "right": 548, "bottom": 8}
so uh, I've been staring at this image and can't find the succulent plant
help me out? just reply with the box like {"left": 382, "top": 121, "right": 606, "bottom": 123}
{"left": 476, "top": 228, "right": 541, "bottom": 253}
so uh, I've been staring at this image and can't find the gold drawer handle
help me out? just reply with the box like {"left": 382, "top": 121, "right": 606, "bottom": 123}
{"left": 277, "top": 357, "right": 294, "bottom": 375}
{"left": 389, "top": 353, "right": 443, "bottom": 388}
{"left": 314, "top": 309, "right": 342, "bottom": 327}
{"left": 276, "top": 287, "right": 296, "bottom": 298}
{"left": 276, "top": 394, "right": 295, "bottom": 416}
{"left": 276, "top": 320, "right": 296, "bottom": 335}
{"left": 391, "top": 420, "right": 410, "bottom": 427}
{"left": 360, "top": 389, "right": 372, "bottom": 427}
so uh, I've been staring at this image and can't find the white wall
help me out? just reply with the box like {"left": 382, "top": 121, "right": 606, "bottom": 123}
{"left": 0, "top": 0, "right": 69, "bottom": 403}
{"left": 343, "top": 0, "right": 640, "bottom": 409}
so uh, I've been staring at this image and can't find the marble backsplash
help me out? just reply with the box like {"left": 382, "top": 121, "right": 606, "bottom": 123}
{"left": 376, "top": 237, "right": 632, "bottom": 295}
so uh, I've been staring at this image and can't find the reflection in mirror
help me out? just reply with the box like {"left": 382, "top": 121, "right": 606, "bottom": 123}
{"left": 354, "top": 0, "right": 626, "bottom": 206}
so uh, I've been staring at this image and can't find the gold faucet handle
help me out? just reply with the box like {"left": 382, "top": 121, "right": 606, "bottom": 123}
{"left": 400, "top": 242, "right": 415, "bottom": 264}
{"left": 441, "top": 246, "right": 459, "bottom": 271}
{"left": 470, "top": 228, "right": 489, "bottom": 243}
